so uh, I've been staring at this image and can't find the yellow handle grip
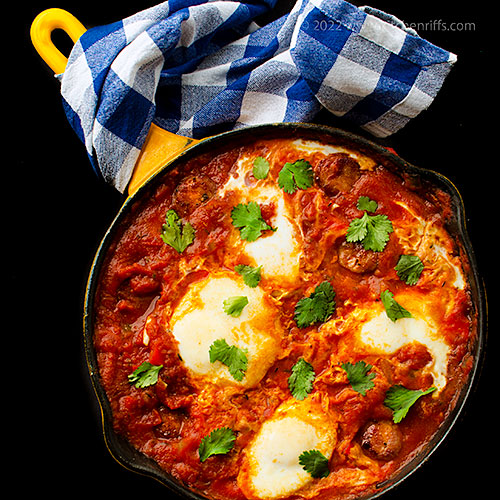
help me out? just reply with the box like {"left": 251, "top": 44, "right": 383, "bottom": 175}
{"left": 30, "top": 8, "right": 202, "bottom": 195}
{"left": 129, "top": 124, "right": 200, "bottom": 195}
{"left": 30, "top": 8, "right": 86, "bottom": 74}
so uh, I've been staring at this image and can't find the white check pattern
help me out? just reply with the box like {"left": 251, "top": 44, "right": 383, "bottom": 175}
{"left": 59, "top": 0, "right": 456, "bottom": 192}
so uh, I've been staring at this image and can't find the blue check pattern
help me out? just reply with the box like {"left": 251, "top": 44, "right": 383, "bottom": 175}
{"left": 59, "top": 0, "right": 456, "bottom": 192}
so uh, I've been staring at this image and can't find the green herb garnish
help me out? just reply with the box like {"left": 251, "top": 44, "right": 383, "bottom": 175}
{"left": 231, "top": 201, "right": 274, "bottom": 241}
{"left": 253, "top": 156, "right": 270, "bottom": 179}
{"left": 346, "top": 197, "right": 393, "bottom": 252}
{"left": 209, "top": 339, "right": 248, "bottom": 381}
{"left": 198, "top": 427, "right": 236, "bottom": 462}
{"left": 235, "top": 264, "right": 262, "bottom": 288}
{"left": 278, "top": 159, "right": 314, "bottom": 194}
{"left": 384, "top": 385, "right": 436, "bottom": 423}
{"left": 380, "top": 290, "right": 413, "bottom": 322}
{"left": 127, "top": 361, "right": 163, "bottom": 388}
{"left": 222, "top": 296, "right": 249, "bottom": 317}
{"left": 160, "top": 209, "right": 195, "bottom": 253}
{"left": 288, "top": 357, "right": 316, "bottom": 400}
{"left": 341, "top": 361, "right": 376, "bottom": 396}
{"left": 299, "top": 449, "right": 330, "bottom": 478}
{"left": 357, "top": 196, "right": 378, "bottom": 212}
{"left": 294, "top": 281, "right": 336, "bottom": 328}
{"left": 395, "top": 254, "right": 424, "bottom": 285}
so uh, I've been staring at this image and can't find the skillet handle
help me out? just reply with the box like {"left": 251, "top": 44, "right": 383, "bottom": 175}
{"left": 129, "top": 125, "right": 201, "bottom": 196}
{"left": 30, "top": 8, "right": 202, "bottom": 196}
{"left": 30, "top": 8, "right": 86, "bottom": 75}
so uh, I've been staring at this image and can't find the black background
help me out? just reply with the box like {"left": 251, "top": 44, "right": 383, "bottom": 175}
{"left": 10, "top": 1, "right": 493, "bottom": 497}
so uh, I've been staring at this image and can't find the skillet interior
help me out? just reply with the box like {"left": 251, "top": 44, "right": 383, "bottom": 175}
{"left": 83, "top": 122, "right": 485, "bottom": 500}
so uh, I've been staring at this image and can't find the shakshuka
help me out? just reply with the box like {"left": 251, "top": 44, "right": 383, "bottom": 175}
{"left": 92, "top": 134, "right": 476, "bottom": 500}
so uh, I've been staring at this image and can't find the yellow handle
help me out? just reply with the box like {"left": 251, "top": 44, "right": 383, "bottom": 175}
{"left": 30, "top": 8, "right": 86, "bottom": 74}
{"left": 30, "top": 8, "right": 202, "bottom": 195}
{"left": 129, "top": 124, "right": 201, "bottom": 195}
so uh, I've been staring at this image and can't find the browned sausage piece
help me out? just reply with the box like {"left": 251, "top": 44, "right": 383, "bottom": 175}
{"left": 359, "top": 420, "right": 403, "bottom": 461}
{"left": 316, "top": 153, "right": 361, "bottom": 196}
{"left": 338, "top": 240, "right": 378, "bottom": 274}
{"left": 172, "top": 174, "right": 217, "bottom": 216}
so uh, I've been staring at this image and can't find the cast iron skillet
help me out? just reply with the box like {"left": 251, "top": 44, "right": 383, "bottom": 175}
{"left": 83, "top": 122, "right": 486, "bottom": 500}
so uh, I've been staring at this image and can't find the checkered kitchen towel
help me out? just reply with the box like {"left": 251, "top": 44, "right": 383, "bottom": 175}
{"left": 59, "top": 0, "right": 457, "bottom": 192}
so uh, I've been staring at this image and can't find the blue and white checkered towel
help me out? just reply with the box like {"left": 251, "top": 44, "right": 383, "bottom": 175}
{"left": 59, "top": 0, "right": 456, "bottom": 192}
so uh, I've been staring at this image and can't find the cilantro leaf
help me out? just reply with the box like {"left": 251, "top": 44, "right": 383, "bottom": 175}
{"left": 346, "top": 212, "right": 393, "bottom": 252}
{"left": 231, "top": 201, "right": 274, "bottom": 242}
{"left": 341, "top": 361, "right": 376, "bottom": 396}
{"left": 288, "top": 357, "right": 316, "bottom": 400}
{"left": 357, "top": 196, "right": 378, "bottom": 212}
{"left": 345, "top": 213, "right": 369, "bottom": 242}
{"left": 384, "top": 385, "right": 436, "bottom": 423}
{"left": 127, "top": 362, "right": 163, "bottom": 388}
{"left": 278, "top": 159, "right": 314, "bottom": 194}
{"left": 380, "top": 290, "right": 413, "bottom": 322}
{"left": 253, "top": 156, "right": 270, "bottom": 179}
{"left": 198, "top": 427, "right": 236, "bottom": 462}
{"left": 223, "top": 296, "right": 249, "bottom": 317}
{"left": 395, "top": 254, "right": 424, "bottom": 285}
{"left": 235, "top": 264, "right": 262, "bottom": 288}
{"left": 294, "top": 281, "right": 336, "bottom": 328}
{"left": 299, "top": 449, "right": 330, "bottom": 478}
{"left": 161, "top": 209, "right": 195, "bottom": 253}
{"left": 209, "top": 339, "right": 248, "bottom": 381}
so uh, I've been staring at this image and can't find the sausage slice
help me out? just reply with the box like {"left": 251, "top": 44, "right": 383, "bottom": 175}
{"left": 171, "top": 174, "right": 217, "bottom": 216}
{"left": 316, "top": 153, "right": 361, "bottom": 196}
{"left": 359, "top": 420, "right": 403, "bottom": 461}
{"left": 338, "top": 240, "right": 378, "bottom": 274}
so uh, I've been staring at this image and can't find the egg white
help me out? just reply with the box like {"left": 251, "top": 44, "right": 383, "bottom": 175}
{"left": 219, "top": 155, "right": 303, "bottom": 282}
{"left": 345, "top": 292, "right": 450, "bottom": 392}
{"left": 238, "top": 397, "right": 337, "bottom": 499}
{"left": 168, "top": 271, "right": 282, "bottom": 388}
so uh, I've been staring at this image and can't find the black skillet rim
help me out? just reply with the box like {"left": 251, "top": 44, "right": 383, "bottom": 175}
{"left": 83, "top": 122, "right": 487, "bottom": 500}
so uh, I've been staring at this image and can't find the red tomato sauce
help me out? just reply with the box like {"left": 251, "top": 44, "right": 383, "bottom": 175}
{"left": 92, "top": 137, "right": 476, "bottom": 500}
